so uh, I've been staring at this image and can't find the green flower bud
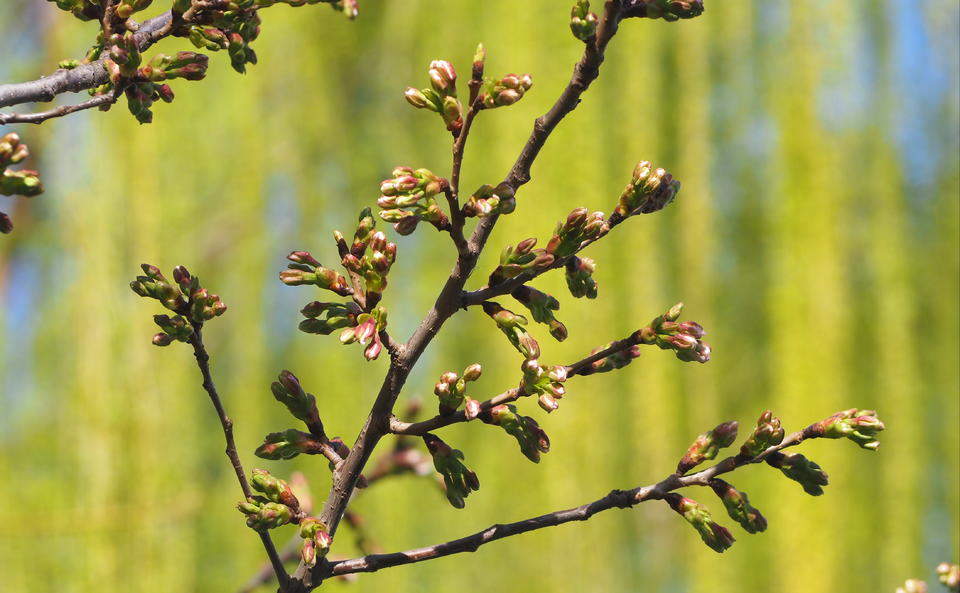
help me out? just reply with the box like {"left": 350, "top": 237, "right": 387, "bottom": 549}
{"left": 665, "top": 494, "right": 735, "bottom": 553}
{"left": 578, "top": 341, "right": 643, "bottom": 375}
{"left": 298, "top": 518, "right": 332, "bottom": 567}
{"left": 739, "top": 410, "right": 785, "bottom": 458}
{"left": 487, "top": 404, "right": 550, "bottom": 463}
{"left": 479, "top": 73, "right": 533, "bottom": 108}
{"left": 251, "top": 468, "right": 300, "bottom": 511}
{"left": 807, "top": 408, "right": 885, "bottom": 451}
{"left": 424, "top": 434, "right": 480, "bottom": 509}
{"left": 613, "top": 161, "right": 681, "bottom": 221}
{"left": 565, "top": 256, "right": 598, "bottom": 299}
{"left": 677, "top": 421, "right": 739, "bottom": 474}
{"left": 512, "top": 285, "right": 567, "bottom": 342}
{"left": 570, "top": 0, "right": 598, "bottom": 41}
{"left": 709, "top": 479, "right": 767, "bottom": 534}
{"left": 546, "top": 207, "right": 608, "bottom": 258}
{"left": 1, "top": 133, "right": 43, "bottom": 198}
{"left": 255, "top": 429, "right": 324, "bottom": 460}
{"left": 622, "top": 0, "right": 705, "bottom": 21}
{"left": 237, "top": 499, "right": 293, "bottom": 530}
{"left": 489, "top": 238, "right": 555, "bottom": 286}
{"left": 766, "top": 452, "right": 829, "bottom": 496}
{"left": 271, "top": 370, "right": 322, "bottom": 429}
{"left": 481, "top": 301, "right": 542, "bottom": 359}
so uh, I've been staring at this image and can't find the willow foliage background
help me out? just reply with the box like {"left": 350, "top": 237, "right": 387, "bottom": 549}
{"left": 1, "top": 1, "right": 958, "bottom": 592}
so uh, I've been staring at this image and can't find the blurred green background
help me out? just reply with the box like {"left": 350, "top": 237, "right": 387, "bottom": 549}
{"left": 1, "top": 1, "right": 958, "bottom": 592}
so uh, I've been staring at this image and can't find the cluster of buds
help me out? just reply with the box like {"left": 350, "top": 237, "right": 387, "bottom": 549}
{"left": 298, "top": 301, "right": 361, "bottom": 335}
{"left": 739, "top": 410, "right": 784, "bottom": 457}
{"left": 102, "top": 33, "right": 209, "bottom": 124}
{"left": 806, "top": 408, "right": 885, "bottom": 451}
{"left": 622, "top": 0, "right": 705, "bottom": 21}
{"left": 298, "top": 517, "right": 333, "bottom": 567}
{"left": 462, "top": 183, "right": 517, "bottom": 218}
{"left": 378, "top": 167, "right": 449, "bottom": 234}
{"left": 271, "top": 370, "right": 323, "bottom": 433}
{"left": 255, "top": 428, "right": 325, "bottom": 460}
{"left": 424, "top": 434, "right": 480, "bottom": 508}
{"left": 115, "top": 0, "right": 153, "bottom": 19}
{"left": 676, "top": 421, "right": 738, "bottom": 474}
{"left": 612, "top": 161, "right": 681, "bottom": 223}
{"left": 488, "top": 238, "right": 555, "bottom": 286}
{"left": 337, "top": 208, "right": 398, "bottom": 307}
{"left": 404, "top": 60, "right": 463, "bottom": 134}
{"left": 709, "top": 479, "right": 767, "bottom": 534}
{"left": 130, "top": 265, "right": 226, "bottom": 342}
{"left": 486, "top": 404, "right": 550, "bottom": 462}
{"left": 635, "top": 302, "right": 711, "bottom": 363}
{"left": 938, "top": 563, "right": 960, "bottom": 591}
{"left": 546, "top": 207, "right": 608, "bottom": 259}
{"left": 434, "top": 363, "right": 483, "bottom": 418}
{"left": 897, "top": 580, "right": 929, "bottom": 593}
{"left": 45, "top": 0, "right": 101, "bottom": 21}
{"left": 512, "top": 285, "right": 567, "bottom": 341}
{"left": 151, "top": 314, "right": 192, "bottom": 346}
{"left": 479, "top": 73, "right": 533, "bottom": 109}
{"left": 481, "top": 301, "right": 540, "bottom": 359}
{"left": 280, "top": 251, "right": 352, "bottom": 295}
{"left": 1, "top": 133, "right": 42, "bottom": 233}
{"left": 664, "top": 494, "right": 735, "bottom": 553}
{"left": 519, "top": 359, "right": 567, "bottom": 413}
{"left": 578, "top": 341, "right": 642, "bottom": 375}
{"left": 570, "top": 0, "right": 598, "bottom": 41}
{"left": 766, "top": 451, "right": 829, "bottom": 496}
{"left": 237, "top": 469, "right": 301, "bottom": 530}
{"left": 1, "top": 133, "right": 42, "bottom": 198}
{"left": 177, "top": 0, "right": 263, "bottom": 73}
{"left": 565, "top": 256, "right": 598, "bottom": 299}
{"left": 339, "top": 306, "right": 388, "bottom": 361}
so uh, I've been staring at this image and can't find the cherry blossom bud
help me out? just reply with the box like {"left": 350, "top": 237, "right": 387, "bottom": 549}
{"left": 665, "top": 494, "right": 735, "bottom": 553}
{"left": 613, "top": 160, "right": 681, "bottom": 222}
{"left": 487, "top": 404, "right": 550, "bottom": 462}
{"left": 937, "top": 563, "right": 959, "bottom": 591}
{"left": 807, "top": 408, "right": 885, "bottom": 451}
{"left": 709, "top": 479, "right": 767, "bottom": 534}
{"left": 570, "top": 0, "right": 598, "bottom": 41}
{"left": 622, "top": 0, "right": 705, "bottom": 21}
{"left": 677, "top": 421, "right": 738, "bottom": 474}
{"left": 739, "top": 410, "right": 785, "bottom": 457}
{"left": 424, "top": 433, "right": 480, "bottom": 508}
{"left": 766, "top": 451, "right": 829, "bottom": 496}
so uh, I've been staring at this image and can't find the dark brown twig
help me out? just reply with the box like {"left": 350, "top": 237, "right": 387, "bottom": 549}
{"left": 188, "top": 325, "right": 288, "bottom": 588}
{"left": 0, "top": 90, "right": 119, "bottom": 125}
{"left": 321, "top": 426, "right": 811, "bottom": 578}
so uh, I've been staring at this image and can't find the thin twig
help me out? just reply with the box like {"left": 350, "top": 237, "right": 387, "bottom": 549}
{"left": 188, "top": 324, "right": 289, "bottom": 588}
{"left": 0, "top": 91, "right": 118, "bottom": 125}
{"left": 321, "top": 426, "right": 811, "bottom": 578}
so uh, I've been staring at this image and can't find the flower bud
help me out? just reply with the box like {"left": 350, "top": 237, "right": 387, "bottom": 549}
{"left": 480, "top": 73, "right": 533, "bottom": 109}
{"left": 622, "top": 0, "right": 705, "bottom": 21}
{"left": 570, "top": 0, "right": 598, "bottom": 41}
{"left": 896, "top": 580, "right": 929, "bottom": 593}
{"left": 487, "top": 404, "right": 550, "bottom": 463}
{"left": 613, "top": 160, "right": 681, "bottom": 222}
{"left": 739, "top": 410, "right": 785, "bottom": 457}
{"left": 238, "top": 499, "right": 294, "bottom": 531}
{"left": 766, "top": 451, "right": 829, "bottom": 496}
{"left": 512, "top": 285, "right": 567, "bottom": 342}
{"left": 271, "top": 370, "right": 322, "bottom": 429}
{"left": 546, "top": 208, "right": 608, "bottom": 258}
{"left": 424, "top": 433, "right": 480, "bottom": 508}
{"left": 251, "top": 468, "right": 300, "bottom": 511}
{"left": 709, "top": 479, "right": 767, "bottom": 534}
{"left": 937, "top": 563, "right": 959, "bottom": 590}
{"left": 428, "top": 60, "right": 457, "bottom": 96}
{"left": 255, "top": 429, "right": 324, "bottom": 460}
{"left": 489, "top": 238, "right": 555, "bottom": 286}
{"left": 807, "top": 408, "right": 885, "bottom": 451}
{"left": 677, "top": 421, "right": 739, "bottom": 474}
{"left": 665, "top": 494, "right": 735, "bottom": 553}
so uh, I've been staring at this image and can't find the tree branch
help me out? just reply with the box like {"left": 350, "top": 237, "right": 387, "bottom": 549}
{"left": 188, "top": 324, "right": 289, "bottom": 588}
{"left": 321, "top": 425, "right": 812, "bottom": 578}
{"left": 284, "top": 4, "right": 628, "bottom": 590}
{"left": 0, "top": 91, "right": 119, "bottom": 125}
{"left": 0, "top": 11, "right": 172, "bottom": 109}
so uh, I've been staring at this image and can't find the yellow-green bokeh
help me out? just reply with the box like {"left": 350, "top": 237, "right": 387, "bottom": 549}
{"left": 1, "top": 1, "right": 957, "bottom": 592}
